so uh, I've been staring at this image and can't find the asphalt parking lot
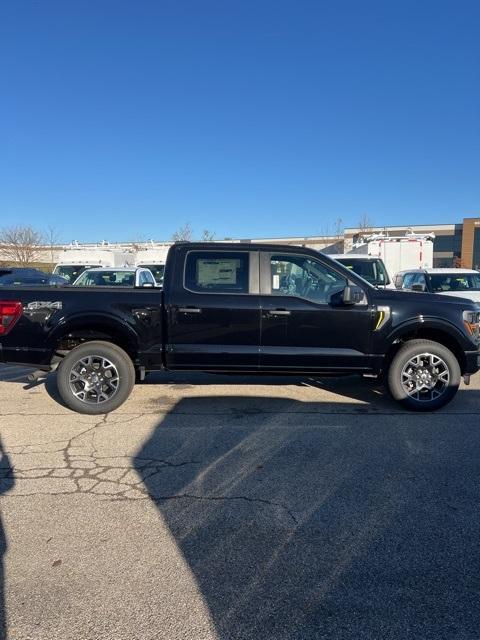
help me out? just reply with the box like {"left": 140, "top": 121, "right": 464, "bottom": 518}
{"left": 1, "top": 365, "right": 480, "bottom": 640}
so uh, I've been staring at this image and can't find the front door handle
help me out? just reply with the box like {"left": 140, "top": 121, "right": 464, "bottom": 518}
{"left": 266, "top": 309, "right": 291, "bottom": 316}
{"left": 178, "top": 307, "right": 202, "bottom": 314}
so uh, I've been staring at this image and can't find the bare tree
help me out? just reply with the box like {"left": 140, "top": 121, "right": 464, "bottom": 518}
{"left": 316, "top": 217, "right": 344, "bottom": 254}
{"left": 358, "top": 213, "right": 373, "bottom": 233}
{"left": 129, "top": 235, "right": 148, "bottom": 252}
{"left": 46, "top": 225, "right": 60, "bottom": 265}
{"left": 330, "top": 217, "right": 344, "bottom": 253}
{"left": 172, "top": 222, "right": 193, "bottom": 242}
{"left": 0, "top": 225, "right": 44, "bottom": 265}
{"left": 201, "top": 229, "right": 215, "bottom": 242}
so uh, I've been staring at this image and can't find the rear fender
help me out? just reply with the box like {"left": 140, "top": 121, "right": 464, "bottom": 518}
{"left": 47, "top": 312, "right": 140, "bottom": 358}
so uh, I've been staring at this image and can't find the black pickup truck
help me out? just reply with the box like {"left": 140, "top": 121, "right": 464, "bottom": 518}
{"left": 0, "top": 242, "right": 479, "bottom": 413}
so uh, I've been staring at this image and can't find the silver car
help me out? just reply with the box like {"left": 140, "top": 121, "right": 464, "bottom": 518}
{"left": 72, "top": 267, "right": 157, "bottom": 288}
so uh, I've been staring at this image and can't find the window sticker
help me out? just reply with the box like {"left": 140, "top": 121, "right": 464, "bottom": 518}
{"left": 196, "top": 259, "right": 240, "bottom": 286}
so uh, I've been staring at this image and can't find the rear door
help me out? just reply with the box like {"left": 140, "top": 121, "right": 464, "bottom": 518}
{"left": 259, "top": 251, "right": 375, "bottom": 372}
{"left": 165, "top": 249, "right": 261, "bottom": 370}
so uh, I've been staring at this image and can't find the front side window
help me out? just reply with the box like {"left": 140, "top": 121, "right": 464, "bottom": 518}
{"left": 270, "top": 255, "right": 347, "bottom": 304}
{"left": 185, "top": 251, "right": 249, "bottom": 294}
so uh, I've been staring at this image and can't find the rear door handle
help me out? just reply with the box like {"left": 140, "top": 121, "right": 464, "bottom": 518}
{"left": 267, "top": 309, "right": 291, "bottom": 316}
{"left": 178, "top": 307, "right": 202, "bottom": 314}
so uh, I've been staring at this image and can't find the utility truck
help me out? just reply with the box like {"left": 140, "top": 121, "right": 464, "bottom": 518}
{"left": 350, "top": 232, "right": 435, "bottom": 283}
{"left": 53, "top": 243, "right": 135, "bottom": 283}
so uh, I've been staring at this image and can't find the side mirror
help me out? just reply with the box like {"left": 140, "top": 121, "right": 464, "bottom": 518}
{"left": 341, "top": 285, "right": 365, "bottom": 305}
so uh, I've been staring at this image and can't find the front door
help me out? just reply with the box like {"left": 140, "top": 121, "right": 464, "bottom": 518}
{"left": 259, "top": 252, "right": 375, "bottom": 372}
{"left": 165, "top": 249, "right": 261, "bottom": 370}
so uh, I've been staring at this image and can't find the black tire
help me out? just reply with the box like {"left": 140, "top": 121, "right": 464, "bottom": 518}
{"left": 57, "top": 341, "right": 135, "bottom": 414}
{"left": 387, "top": 339, "right": 460, "bottom": 411}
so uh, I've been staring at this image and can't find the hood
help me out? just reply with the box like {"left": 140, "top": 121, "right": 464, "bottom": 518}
{"left": 436, "top": 290, "right": 480, "bottom": 303}
{"left": 372, "top": 287, "right": 477, "bottom": 308}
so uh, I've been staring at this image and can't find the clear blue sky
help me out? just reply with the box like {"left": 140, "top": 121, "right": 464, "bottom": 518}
{"left": 1, "top": 0, "right": 479, "bottom": 243}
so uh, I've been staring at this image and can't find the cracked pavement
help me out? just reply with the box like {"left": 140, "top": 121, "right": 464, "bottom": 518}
{"left": 1, "top": 365, "right": 480, "bottom": 639}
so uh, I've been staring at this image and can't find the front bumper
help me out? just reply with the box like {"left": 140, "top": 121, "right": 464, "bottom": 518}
{"left": 464, "top": 350, "right": 480, "bottom": 375}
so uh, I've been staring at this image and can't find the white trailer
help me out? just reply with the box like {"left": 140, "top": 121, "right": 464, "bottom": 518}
{"left": 134, "top": 243, "right": 171, "bottom": 284}
{"left": 351, "top": 232, "right": 434, "bottom": 281}
{"left": 53, "top": 244, "right": 135, "bottom": 283}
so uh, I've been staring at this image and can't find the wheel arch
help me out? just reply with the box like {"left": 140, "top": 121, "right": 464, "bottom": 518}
{"left": 48, "top": 314, "right": 139, "bottom": 365}
{"left": 384, "top": 323, "right": 467, "bottom": 374}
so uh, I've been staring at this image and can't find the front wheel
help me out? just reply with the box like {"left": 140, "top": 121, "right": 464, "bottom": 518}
{"left": 387, "top": 339, "right": 460, "bottom": 411}
{"left": 57, "top": 341, "right": 135, "bottom": 414}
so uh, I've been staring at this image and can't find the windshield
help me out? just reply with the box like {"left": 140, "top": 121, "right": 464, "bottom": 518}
{"left": 73, "top": 270, "right": 136, "bottom": 286}
{"left": 336, "top": 258, "right": 389, "bottom": 286}
{"left": 139, "top": 264, "right": 164, "bottom": 284}
{"left": 429, "top": 273, "right": 480, "bottom": 292}
{"left": 54, "top": 264, "right": 99, "bottom": 283}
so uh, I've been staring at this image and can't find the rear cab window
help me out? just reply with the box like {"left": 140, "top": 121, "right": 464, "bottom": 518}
{"left": 184, "top": 251, "right": 250, "bottom": 294}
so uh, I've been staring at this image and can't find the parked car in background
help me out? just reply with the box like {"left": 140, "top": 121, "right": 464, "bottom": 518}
{"left": 0, "top": 268, "right": 68, "bottom": 286}
{"left": 53, "top": 244, "right": 135, "bottom": 282}
{"left": 333, "top": 254, "right": 392, "bottom": 288}
{"left": 72, "top": 267, "right": 157, "bottom": 287}
{"left": 395, "top": 268, "right": 480, "bottom": 302}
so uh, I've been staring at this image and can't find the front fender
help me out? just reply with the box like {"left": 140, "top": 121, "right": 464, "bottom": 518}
{"left": 383, "top": 316, "right": 472, "bottom": 351}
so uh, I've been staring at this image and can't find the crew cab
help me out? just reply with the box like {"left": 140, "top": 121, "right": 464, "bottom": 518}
{"left": 0, "top": 243, "right": 479, "bottom": 414}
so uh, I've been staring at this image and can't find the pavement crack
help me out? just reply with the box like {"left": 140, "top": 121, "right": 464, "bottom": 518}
{"left": 141, "top": 492, "right": 299, "bottom": 525}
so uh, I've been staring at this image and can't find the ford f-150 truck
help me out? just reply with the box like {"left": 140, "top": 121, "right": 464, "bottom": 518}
{"left": 0, "top": 242, "right": 479, "bottom": 413}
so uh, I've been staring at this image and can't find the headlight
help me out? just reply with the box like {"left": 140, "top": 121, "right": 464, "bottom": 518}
{"left": 463, "top": 310, "right": 480, "bottom": 341}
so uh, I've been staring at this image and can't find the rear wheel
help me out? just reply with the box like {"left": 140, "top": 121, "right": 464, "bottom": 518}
{"left": 57, "top": 341, "right": 135, "bottom": 414}
{"left": 387, "top": 339, "right": 460, "bottom": 411}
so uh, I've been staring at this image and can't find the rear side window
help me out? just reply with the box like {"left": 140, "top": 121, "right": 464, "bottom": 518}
{"left": 185, "top": 251, "right": 249, "bottom": 294}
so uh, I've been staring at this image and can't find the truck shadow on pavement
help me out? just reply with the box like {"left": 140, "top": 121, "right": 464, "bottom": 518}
{"left": 134, "top": 394, "right": 480, "bottom": 640}
{"left": 0, "top": 366, "right": 393, "bottom": 411}
{"left": 0, "top": 440, "right": 14, "bottom": 640}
